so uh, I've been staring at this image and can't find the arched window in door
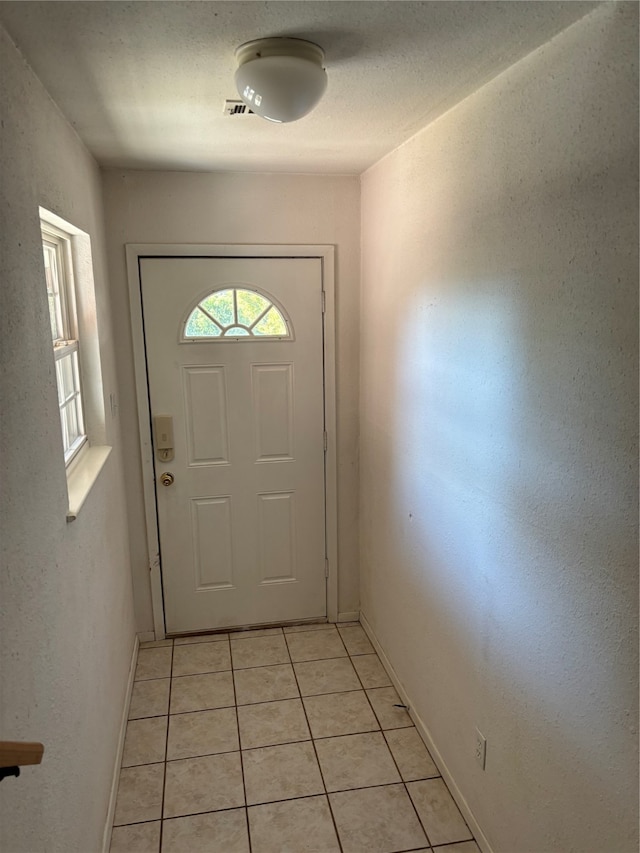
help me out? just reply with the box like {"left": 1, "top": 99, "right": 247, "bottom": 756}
{"left": 183, "top": 287, "right": 291, "bottom": 340}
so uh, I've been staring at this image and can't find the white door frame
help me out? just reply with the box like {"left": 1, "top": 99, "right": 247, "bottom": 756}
{"left": 126, "top": 244, "right": 338, "bottom": 638}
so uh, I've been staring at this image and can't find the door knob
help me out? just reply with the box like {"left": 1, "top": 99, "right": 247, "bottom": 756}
{"left": 160, "top": 472, "right": 175, "bottom": 487}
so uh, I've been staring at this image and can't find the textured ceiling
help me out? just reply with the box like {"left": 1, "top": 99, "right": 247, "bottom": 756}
{"left": 0, "top": 1, "right": 597, "bottom": 174}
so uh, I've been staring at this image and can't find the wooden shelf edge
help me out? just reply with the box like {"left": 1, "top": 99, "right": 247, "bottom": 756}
{"left": 0, "top": 741, "right": 44, "bottom": 768}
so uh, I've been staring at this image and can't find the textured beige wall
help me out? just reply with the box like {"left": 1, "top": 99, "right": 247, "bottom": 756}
{"left": 0, "top": 25, "right": 136, "bottom": 853}
{"left": 101, "top": 170, "right": 361, "bottom": 629}
{"left": 360, "top": 5, "right": 638, "bottom": 852}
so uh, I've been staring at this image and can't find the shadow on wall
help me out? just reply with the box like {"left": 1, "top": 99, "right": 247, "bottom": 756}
{"left": 379, "top": 246, "right": 636, "bottom": 841}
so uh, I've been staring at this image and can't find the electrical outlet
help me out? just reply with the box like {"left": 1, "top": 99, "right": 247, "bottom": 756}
{"left": 475, "top": 728, "right": 487, "bottom": 770}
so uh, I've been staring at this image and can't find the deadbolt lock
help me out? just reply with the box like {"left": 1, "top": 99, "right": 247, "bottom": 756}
{"left": 160, "top": 472, "right": 175, "bottom": 487}
{"left": 153, "top": 415, "right": 174, "bottom": 462}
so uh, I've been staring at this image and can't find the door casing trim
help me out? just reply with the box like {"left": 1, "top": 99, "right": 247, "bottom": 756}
{"left": 126, "top": 244, "right": 338, "bottom": 638}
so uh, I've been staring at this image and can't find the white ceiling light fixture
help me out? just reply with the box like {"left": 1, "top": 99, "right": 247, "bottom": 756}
{"left": 235, "top": 37, "right": 327, "bottom": 124}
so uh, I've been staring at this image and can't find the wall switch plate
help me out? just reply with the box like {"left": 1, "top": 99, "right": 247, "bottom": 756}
{"left": 475, "top": 728, "right": 487, "bottom": 770}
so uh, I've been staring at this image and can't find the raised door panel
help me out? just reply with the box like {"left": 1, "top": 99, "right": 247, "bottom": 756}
{"left": 190, "top": 497, "right": 234, "bottom": 590}
{"left": 252, "top": 363, "right": 294, "bottom": 462}
{"left": 183, "top": 366, "right": 229, "bottom": 466}
{"left": 257, "top": 491, "right": 297, "bottom": 585}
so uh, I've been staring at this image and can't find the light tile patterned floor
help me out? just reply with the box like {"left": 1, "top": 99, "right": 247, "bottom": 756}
{"left": 111, "top": 622, "right": 480, "bottom": 853}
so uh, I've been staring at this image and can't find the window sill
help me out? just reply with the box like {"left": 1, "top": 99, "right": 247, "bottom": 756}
{"left": 66, "top": 445, "right": 112, "bottom": 522}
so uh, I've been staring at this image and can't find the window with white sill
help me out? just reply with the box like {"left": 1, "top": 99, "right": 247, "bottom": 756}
{"left": 40, "top": 208, "right": 111, "bottom": 519}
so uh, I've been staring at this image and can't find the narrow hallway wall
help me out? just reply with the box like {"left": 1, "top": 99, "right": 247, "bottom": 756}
{"left": 360, "top": 5, "right": 638, "bottom": 852}
{"left": 0, "top": 26, "right": 136, "bottom": 852}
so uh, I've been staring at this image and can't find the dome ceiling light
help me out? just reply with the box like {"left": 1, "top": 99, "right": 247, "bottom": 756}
{"left": 234, "top": 37, "right": 327, "bottom": 124}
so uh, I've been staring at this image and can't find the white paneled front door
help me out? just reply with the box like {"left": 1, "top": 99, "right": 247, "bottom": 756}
{"left": 140, "top": 257, "right": 326, "bottom": 634}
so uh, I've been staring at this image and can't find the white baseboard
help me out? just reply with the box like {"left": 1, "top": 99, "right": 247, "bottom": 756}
{"left": 102, "top": 635, "right": 139, "bottom": 853}
{"left": 337, "top": 611, "right": 360, "bottom": 622}
{"left": 137, "top": 631, "right": 155, "bottom": 643}
{"left": 359, "top": 612, "right": 494, "bottom": 853}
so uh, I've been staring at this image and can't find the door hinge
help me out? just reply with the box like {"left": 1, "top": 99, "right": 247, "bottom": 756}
{"left": 325, "top": 558, "right": 329, "bottom": 578}
{"left": 321, "top": 290, "right": 326, "bottom": 313}
{"left": 323, "top": 430, "right": 328, "bottom": 452}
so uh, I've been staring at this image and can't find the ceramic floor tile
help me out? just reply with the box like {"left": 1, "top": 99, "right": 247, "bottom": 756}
{"left": 230, "top": 635, "right": 290, "bottom": 669}
{"left": 172, "top": 641, "right": 231, "bottom": 677}
{"left": 129, "top": 679, "right": 170, "bottom": 719}
{"left": 242, "top": 741, "right": 325, "bottom": 805}
{"left": 110, "top": 820, "right": 160, "bottom": 852}
{"left": 115, "top": 619, "right": 479, "bottom": 853}
{"left": 170, "top": 671, "right": 235, "bottom": 714}
{"left": 163, "top": 752, "right": 245, "bottom": 818}
{"left": 315, "top": 731, "right": 401, "bottom": 792}
{"left": 285, "top": 628, "right": 348, "bottom": 662}
{"left": 329, "top": 784, "right": 428, "bottom": 853}
{"left": 135, "top": 647, "right": 172, "bottom": 681}
{"left": 351, "top": 654, "right": 392, "bottom": 689}
{"left": 294, "top": 657, "right": 361, "bottom": 696}
{"left": 248, "top": 795, "right": 340, "bottom": 853}
{"left": 366, "top": 686, "right": 413, "bottom": 729}
{"left": 407, "top": 778, "right": 473, "bottom": 846}
{"left": 237, "top": 698, "right": 310, "bottom": 749}
{"left": 122, "top": 717, "right": 168, "bottom": 767}
{"left": 174, "top": 633, "right": 229, "bottom": 645}
{"left": 233, "top": 663, "right": 299, "bottom": 705}
{"left": 161, "top": 809, "right": 250, "bottom": 853}
{"left": 230, "top": 627, "right": 284, "bottom": 639}
{"left": 166, "top": 707, "right": 239, "bottom": 760}
{"left": 338, "top": 625, "right": 375, "bottom": 656}
{"left": 303, "top": 690, "right": 379, "bottom": 739}
{"left": 385, "top": 727, "right": 439, "bottom": 781}
{"left": 113, "top": 764, "right": 164, "bottom": 826}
